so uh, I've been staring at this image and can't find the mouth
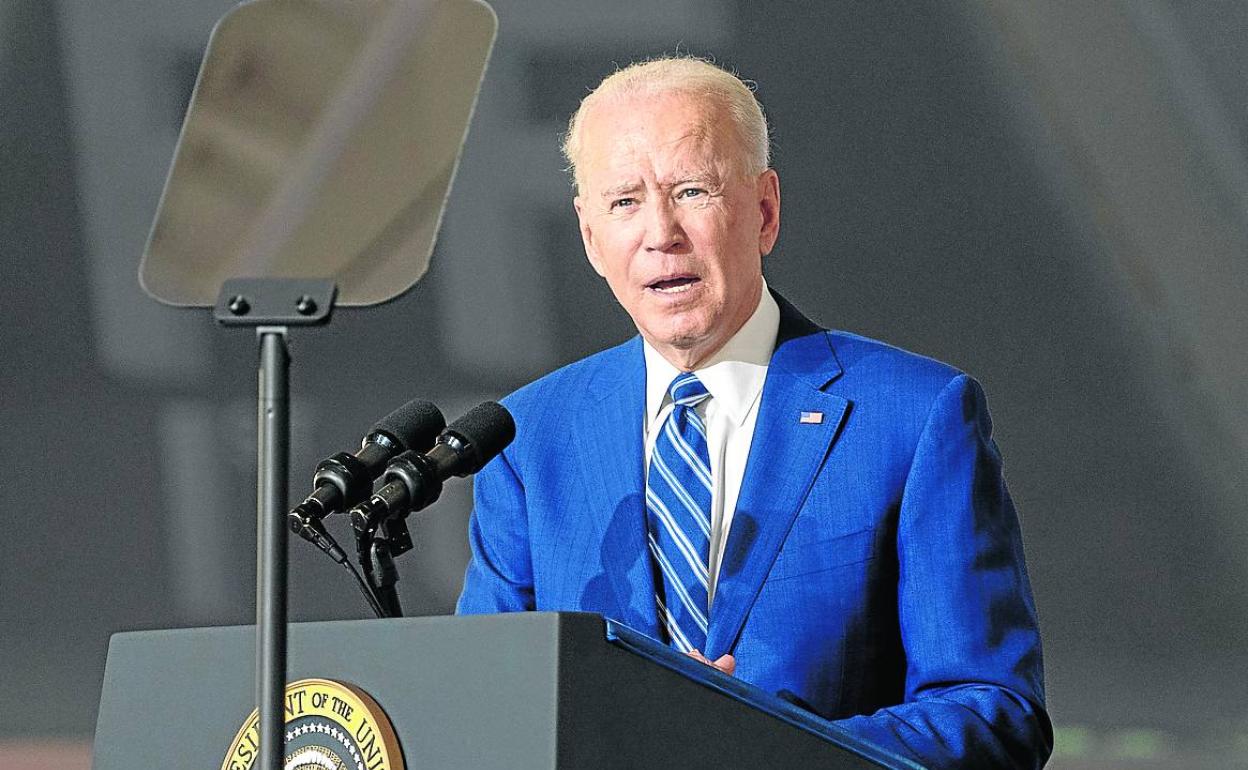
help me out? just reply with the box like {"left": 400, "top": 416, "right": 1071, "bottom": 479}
{"left": 645, "top": 274, "right": 701, "bottom": 294}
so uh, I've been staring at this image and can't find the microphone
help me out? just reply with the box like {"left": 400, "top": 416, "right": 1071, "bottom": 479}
{"left": 288, "top": 399, "right": 445, "bottom": 537}
{"left": 350, "top": 401, "right": 515, "bottom": 533}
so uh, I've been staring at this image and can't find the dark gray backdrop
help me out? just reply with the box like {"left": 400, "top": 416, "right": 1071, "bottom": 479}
{"left": 3, "top": 1, "right": 1246, "bottom": 767}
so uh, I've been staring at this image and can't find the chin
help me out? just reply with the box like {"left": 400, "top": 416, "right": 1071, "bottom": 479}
{"left": 651, "top": 328, "right": 721, "bottom": 361}
{"left": 648, "top": 319, "right": 706, "bottom": 346}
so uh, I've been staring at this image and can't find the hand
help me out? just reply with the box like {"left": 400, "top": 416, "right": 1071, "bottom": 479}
{"left": 687, "top": 649, "right": 736, "bottom": 675}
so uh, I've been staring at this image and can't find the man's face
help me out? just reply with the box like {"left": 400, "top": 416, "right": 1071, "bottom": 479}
{"left": 573, "top": 91, "right": 780, "bottom": 370}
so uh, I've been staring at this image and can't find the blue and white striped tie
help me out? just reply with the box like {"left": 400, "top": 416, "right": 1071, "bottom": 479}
{"left": 646, "top": 373, "right": 713, "bottom": 653}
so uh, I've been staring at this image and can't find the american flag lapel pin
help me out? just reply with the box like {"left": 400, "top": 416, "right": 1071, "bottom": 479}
{"left": 799, "top": 411, "right": 824, "bottom": 424}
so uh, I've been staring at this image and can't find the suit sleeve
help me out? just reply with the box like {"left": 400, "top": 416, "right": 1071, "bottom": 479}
{"left": 456, "top": 446, "right": 536, "bottom": 614}
{"left": 832, "top": 374, "right": 1053, "bottom": 769}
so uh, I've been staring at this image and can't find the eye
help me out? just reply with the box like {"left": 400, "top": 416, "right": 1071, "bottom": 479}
{"left": 676, "top": 187, "right": 706, "bottom": 200}
{"left": 609, "top": 197, "right": 637, "bottom": 211}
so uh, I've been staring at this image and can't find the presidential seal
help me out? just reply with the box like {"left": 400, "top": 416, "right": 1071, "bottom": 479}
{"left": 221, "top": 678, "right": 404, "bottom": 770}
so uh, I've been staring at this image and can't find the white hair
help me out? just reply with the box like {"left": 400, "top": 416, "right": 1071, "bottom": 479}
{"left": 561, "top": 56, "right": 771, "bottom": 188}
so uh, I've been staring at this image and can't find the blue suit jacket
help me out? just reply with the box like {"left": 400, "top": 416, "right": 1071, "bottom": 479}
{"left": 458, "top": 296, "right": 1052, "bottom": 768}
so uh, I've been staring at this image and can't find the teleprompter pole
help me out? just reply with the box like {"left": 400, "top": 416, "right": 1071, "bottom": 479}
{"left": 257, "top": 327, "right": 290, "bottom": 770}
{"left": 213, "top": 278, "right": 336, "bottom": 770}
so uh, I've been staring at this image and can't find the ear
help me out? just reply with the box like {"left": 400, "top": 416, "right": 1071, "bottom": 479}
{"left": 756, "top": 169, "right": 781, "bottom": 256}
{"left": 575, "top": 196, "right": 607, "bottom": 278}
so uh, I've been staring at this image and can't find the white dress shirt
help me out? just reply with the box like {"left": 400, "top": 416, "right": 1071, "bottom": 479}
{"left": 642, "top": 283, "right": 780, "bottom": 606}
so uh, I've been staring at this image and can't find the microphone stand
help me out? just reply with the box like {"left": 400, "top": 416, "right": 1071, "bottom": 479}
{"left": 352, "top": 513, "right": 413, "bottom": 619}
{"left": 370, "top": 537, "right": 404, "bottom": 618}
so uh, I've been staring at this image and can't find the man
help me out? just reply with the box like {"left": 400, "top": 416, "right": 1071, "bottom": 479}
{"left": 457, "top": 57, "right": 1051, "bottom": 768}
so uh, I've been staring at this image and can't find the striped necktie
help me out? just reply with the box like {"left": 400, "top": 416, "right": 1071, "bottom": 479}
{"left": 646, "top": 372, "right": 713, "bottom": 653}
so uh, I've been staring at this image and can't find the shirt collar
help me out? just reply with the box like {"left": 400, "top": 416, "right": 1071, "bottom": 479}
{"left": 644, "top": 281, "right": 780, "bottom": 428}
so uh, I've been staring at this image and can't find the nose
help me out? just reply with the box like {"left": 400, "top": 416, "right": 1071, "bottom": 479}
{"left": 643, "top": 199, "right": 686, "bottom": 253}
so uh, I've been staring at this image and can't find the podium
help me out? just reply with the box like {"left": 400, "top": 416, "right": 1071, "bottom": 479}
{"left": 93, "top": 612, "right": 918, "bottom": 769}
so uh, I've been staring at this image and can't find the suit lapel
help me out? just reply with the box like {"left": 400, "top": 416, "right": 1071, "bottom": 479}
{"left": 705, "top": 298, "right": 849, "bottom": 658}
{"left": 570, "top": 338, "right": 660, "bottom": 637}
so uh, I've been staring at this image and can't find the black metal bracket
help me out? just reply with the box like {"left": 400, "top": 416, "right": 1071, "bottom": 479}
{"left": 213, "top": 278, "right": 337, "bottom": 326}
{"left": 381, "top": 517, "right": 415, "bottom": 557}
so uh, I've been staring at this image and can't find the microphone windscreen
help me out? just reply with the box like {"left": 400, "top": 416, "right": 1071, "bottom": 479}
{"left": 371, "top": 399, "right": 446, "bottom": 451}
{"left": 446, "top": 401, "right": 516, "bottom": 473}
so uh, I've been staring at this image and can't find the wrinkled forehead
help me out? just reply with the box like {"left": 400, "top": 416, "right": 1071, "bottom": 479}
{"left": 576, "top": 91, "right": 743, "bottom": 190}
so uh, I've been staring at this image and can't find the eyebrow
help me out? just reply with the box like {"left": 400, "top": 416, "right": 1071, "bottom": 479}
{"left": 599, "top": 183, "right": 641, "bottom": 199}
{"left": 598, "top": 173, "right": 720, "bottom": 199}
